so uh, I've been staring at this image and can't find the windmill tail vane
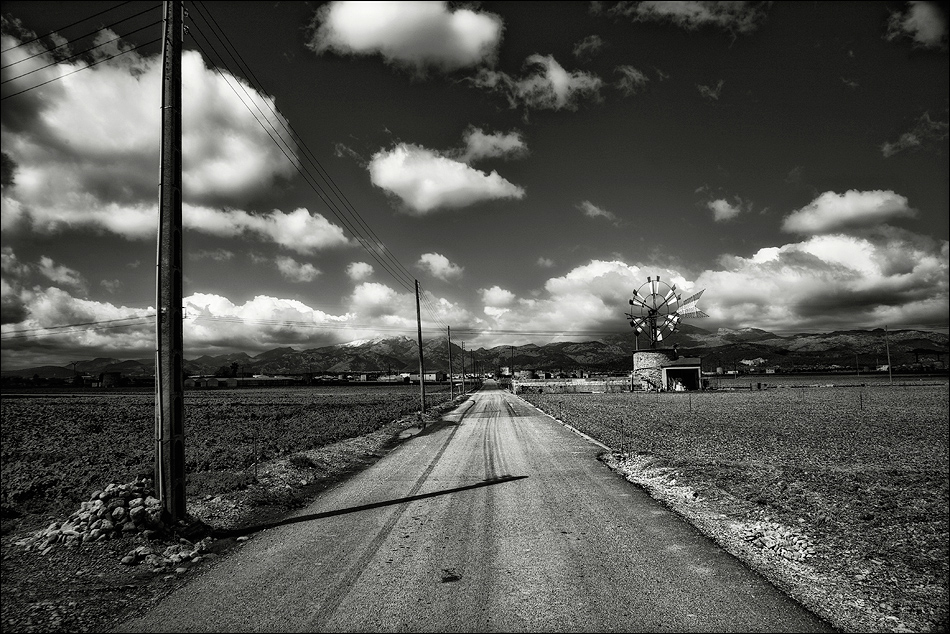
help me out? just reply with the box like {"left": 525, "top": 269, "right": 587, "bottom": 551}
{"left": 676, "top": 289, "right": 709, "bottom": 318}
{"left": 624, "top": 276, "right": 708, "bottom": 348}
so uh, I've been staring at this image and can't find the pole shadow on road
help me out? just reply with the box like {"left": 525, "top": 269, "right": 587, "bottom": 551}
{"left": 211, "top": 475, "right": 528, "bottom": 539}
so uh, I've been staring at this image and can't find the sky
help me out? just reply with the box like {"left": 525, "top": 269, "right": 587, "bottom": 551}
{"left": 1, "top": 0, "right": 948, "bottom": 369}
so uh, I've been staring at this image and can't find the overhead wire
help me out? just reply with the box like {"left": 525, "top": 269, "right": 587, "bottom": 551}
{"left": 185, "top": 29, "right": 419, "bottom": 302}
{"left": 1, "top": 21, "right": 163, "bottom": 85}
{"left": 1, "top": 319, "right": 154, "bottom": 341}
{"left": 187, "top": 2, "right": 449, "bottom": 331}
{"left": 186, "top": 9, "right": 416, "bottom": 294}
{"left": 1, "top": 3, "right": 161, "bottom": 70}
{"left": 1, "top": 7, "right": 579, "bottom": 343}
{"left": 190, "top": 1, "right": 420, "bottom": 290}
{"left": 0, "top": 36, "right": 160, "bottom": 101}
{"left": 0, "top": 1, "right": 133, "bottom": 53}
{"left": 1, "top": 315, "right": 154, "bottom": 335}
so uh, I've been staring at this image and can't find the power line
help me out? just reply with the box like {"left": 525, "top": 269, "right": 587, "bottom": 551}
{"left": 185, "top": 27, "right": 417, "bottom": 297}
{"left": 187, "top": 4, "right": 449, "bottom": 331}
{"left": 191, "top": 1, "right": 421, "bottom": 292}
{"left": 1, "top": 36, "right": 161, "bottom": 101}
{"left": 1, "top": 3, "right": 161, "bottom": 70}
{"left": 2, "top": 21, "right": 162, "bottom": 85}
{"left": 1, "top": 315, "right": 154, "bottom": 335}
{"left": 0, "top": 1, "right": 134, "bottom": 53}
{"left": 184, "top": 15, "right": 448, "bottom": 332}
{"left": 0, "top": 319, "right": 153, "bottom": 341}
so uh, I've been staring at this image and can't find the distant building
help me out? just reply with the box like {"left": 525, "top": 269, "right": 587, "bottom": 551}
{"left": 409, "top": 372, "right": 447, "bottom": 382}
{"left": 633, "top": 349, "right": 703, "bottom": 391}
{"left": 100, "top": 371, "right": 123, "bottom": 387}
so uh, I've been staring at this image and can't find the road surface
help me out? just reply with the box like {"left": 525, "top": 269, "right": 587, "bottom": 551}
{"left": 119, "top": 382, "right": 832, "bottom": 632}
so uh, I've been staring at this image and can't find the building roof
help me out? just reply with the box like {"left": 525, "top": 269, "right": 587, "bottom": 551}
{"left": 661, "top": 357, "right": 702, "bottom": 367}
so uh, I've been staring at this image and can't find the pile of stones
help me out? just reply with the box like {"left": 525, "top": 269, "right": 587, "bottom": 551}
{"left": 120, "top": 536, "right": 217, "bottom": 573}
{"left": 738, "top": 520, "right": 816, "bottom": 562}
{"left": 15, "top": 478, "right": 166, "bottom": 554}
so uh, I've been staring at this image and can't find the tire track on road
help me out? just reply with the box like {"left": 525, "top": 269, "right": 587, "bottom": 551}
{"left": 307, "top": 402, "right": 472, "bottom": 630}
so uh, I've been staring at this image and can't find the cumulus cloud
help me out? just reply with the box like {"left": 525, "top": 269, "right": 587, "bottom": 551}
{"left": 368, "top": 142, "right": 525, "bottom": 214}
{"left": 598, "top": 1, "right": 770, "bottom": 35}
{"left": 0, "top": 285, "right": 155, "bottom": 365}
{"left": 100, "top": 279, "right": 121, "bottom": 294}
{"left": 465, "top": 261, "right": 695, "bottom": 346}
{"left": 1, "top": 247, "right": 29, "bottom": 324}
{"left": 695, "top": 231, "right": 949, "bottom": 333}
{"left": 0, "top": 33, "right": 297, "bottom": 237}
{"left": 184, "top": 206, "right": 352, "bottom": 255}
{"left": 275, "top": 256, "right": 321, "bottom": 282}
{"left": 471, "top": 54, "right": 604, "bottom": 112}
{"left": 456, "top": 127, "right": 528, "bottom": 163}
{"left": 537, "top": 257, "right": 555, "bottom": 268}
{"left": 480, "top": 285, "right": 516, "bottom": 307}
{"left": 346, "top": 261, "right": 375, "bottom": 280}
{"left": 614, "top": 65, "right": 649, "bottom": 96}
{"left": 465, "top": 230, "right": 948, "bottom": 347}
{"left": 577, "top": 200, "right": 620, "bottom": 224}
{"left": 707, "top": 198, "right": 743, "bottom": 222}
{"left": 0, "top": 278, "right": 476, "bottom": 366}
{"left": 307, "top": 1, "right": 503, "bottom": 74}
{"left": 885, "top": 1, "right": 948, "bottom": 49}
{"left": 417, "top": 252, "right": 463, "bottom": 281}
{"left": 573, "top": 34, "right": 605, "bottom": 60}
{"left": 697, "top": 79, "right": 724, "bottom": 100}
{"left": 36, "top": 256, "right": 87, "bottom": 293}
{"left": 782, "top": 190, "right": 917, "bottom": 235}
{"left": 880, "top": 111, "right": 949, "bottom": 158}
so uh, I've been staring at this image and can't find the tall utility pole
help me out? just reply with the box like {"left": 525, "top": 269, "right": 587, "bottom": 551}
{"left": 461, "top": 341, "right": 466, "bottom": 394}
{"left": 447, "top": 326, "right": 454, "bottom": 398}
{"left": 414, "top": 280, "right": 426, "bottom": 416}
{"left": 884, "top": 325, "right": 893, "bottom": 385}
{"left": 155, "top": 0, "right": 185, "bottom": 522}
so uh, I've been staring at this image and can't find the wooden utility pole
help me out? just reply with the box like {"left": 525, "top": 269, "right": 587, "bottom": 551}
{"left": 155, "top": 0, "right": 185, "bottom": 522}
{"left": 447, "top": 326, "right": 454, "bottom": 398}
{"left": 884, "top": 325, "right": 893, "bottom": 385}
{"left": 414, "top": 280, "right": 426, "bottom": 416}
{"left": 461, "top": 341, "right": 466, "bottom": 394}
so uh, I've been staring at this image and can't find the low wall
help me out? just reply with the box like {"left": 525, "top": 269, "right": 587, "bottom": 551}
{"left": 514, "top": 378, "right": 633, "bottom": 394}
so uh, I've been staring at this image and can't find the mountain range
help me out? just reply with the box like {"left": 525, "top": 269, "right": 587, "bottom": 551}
{"left": 3, "top": 325, "right": 947, "bottom": 380}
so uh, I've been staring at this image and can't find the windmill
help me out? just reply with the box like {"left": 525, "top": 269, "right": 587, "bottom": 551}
{"left": 625, "top": 276, "right": 708, "bottom": 349}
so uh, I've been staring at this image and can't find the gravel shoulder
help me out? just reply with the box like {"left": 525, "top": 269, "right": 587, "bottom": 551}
{"left": 590, "top": 441, "right": 946, "bottom": 633}
{"left": 0, "top": 399, "right": 462, "bottom": 633}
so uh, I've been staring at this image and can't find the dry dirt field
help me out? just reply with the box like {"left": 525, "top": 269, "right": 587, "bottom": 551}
{"left": 521, "top": 381, "right": 949, "bottom": 633}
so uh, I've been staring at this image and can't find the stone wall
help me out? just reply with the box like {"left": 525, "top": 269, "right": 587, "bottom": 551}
{"left": 515, "top": 378, "right": 632, "bottom": 394}
{"left": 633, "top": 351, "right": 671, "bottom": 390}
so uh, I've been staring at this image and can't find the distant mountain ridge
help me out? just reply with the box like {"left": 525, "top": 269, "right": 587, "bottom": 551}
{"left": 2, "top": 326, "right": 947, "bottom": 379}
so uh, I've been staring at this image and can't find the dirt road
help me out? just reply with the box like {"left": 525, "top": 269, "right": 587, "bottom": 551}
{"left": 119, "top": 382, "right": 832, "bottom": 632}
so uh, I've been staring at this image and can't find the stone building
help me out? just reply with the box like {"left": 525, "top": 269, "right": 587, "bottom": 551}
{"left": 633, "top": 349, "right": 702, "bottom": 391}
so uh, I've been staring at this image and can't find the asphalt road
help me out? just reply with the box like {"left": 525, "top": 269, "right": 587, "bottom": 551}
{"left": 119, "top": 382, "right": 833, "bottom": 633}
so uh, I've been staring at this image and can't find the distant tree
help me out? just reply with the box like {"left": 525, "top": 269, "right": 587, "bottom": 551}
{"left": 230, "top": 362, "right": 239, "bottom": 378}
{"left": 214, "top": 365, "right": 230, "bottom": 378}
